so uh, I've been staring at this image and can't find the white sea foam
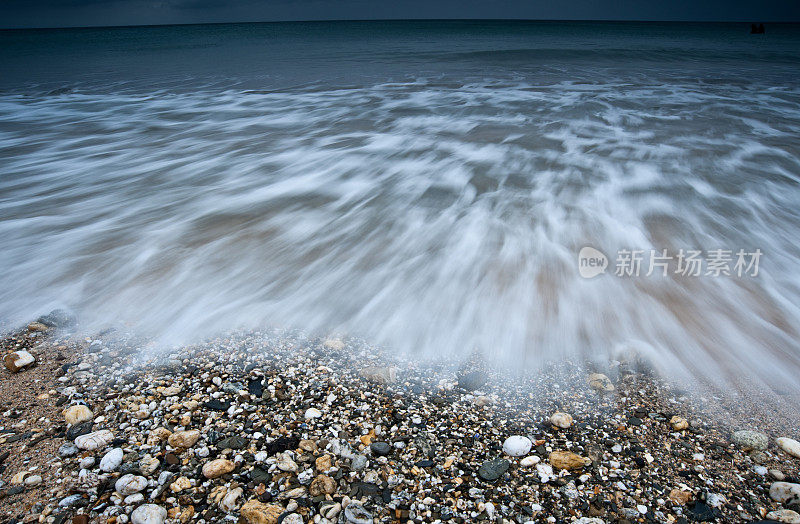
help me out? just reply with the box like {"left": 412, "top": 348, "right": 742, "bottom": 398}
{"left": 1, "top": 80, "right": 800, "bottom": 392}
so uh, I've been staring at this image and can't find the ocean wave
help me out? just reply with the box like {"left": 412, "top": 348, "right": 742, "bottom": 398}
{"left": 1, "top": 80, "right": 800, "bottom": 392}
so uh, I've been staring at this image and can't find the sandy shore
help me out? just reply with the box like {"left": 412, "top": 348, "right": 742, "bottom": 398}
{"left": 1, "top": 322, "right": 800, "bottom": 523}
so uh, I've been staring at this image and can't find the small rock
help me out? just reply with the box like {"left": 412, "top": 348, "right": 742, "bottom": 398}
{"left": 669, "top": 488, "right": 692, "bottom": 505}
{"left": 587, "top": 373, "right": 614, "bottom": 392}
{"left": 115, "top": 474, "right": 147, "bottom": 496}
{"left": 766, "top": 509, "right": 800, "bottom": 524}
{"left": 502, "top": 435, "right": 532, "bottom": 457}
{"left": 309, "top": 474, "right": 336, "bottom": 496}
{"left": 202, "top": 458, "right": 236, "bottom": 479}
{"left": 58, "top": 442, "right": 79, "bottom": 457}
{"left": 168, "top": 429, "right": 200, "bottom": 449}
{"left": 64, "top": 405, "right": 93, "bottom": 425}
{"left": 25, "top": 475, "right": 42, "bottom": 486}
{"left": 370, "top": 442, "right": 391, "bottom": 456}
{"left": 550, "top": 412, "right": 573, "bottom": 429}
{"left": 323, "top": 337, "right": 345, "bottom": 350}
{"left": 130, "top": 504, "right": 167, "bottom": 524}
{"left": 770, "top": 482, "right": 800, "bottom": 504}
{"left": 777, "top": 437, "right": 800, "bottom": 459}
{"left": 520, "top": 455, "right": 541, "bottom": 467}
{"left": 315, "top": 454, "right": 332, "bottom": 471}
{"left": 344, "top": 501, "right": 373, "bottom": 524}
{"left": 99, "top": 448, "right": 123, "bottom": 472}
{"left": 771, "top": 469, "right": 786, "bottom": 480}
{"left": 159, "top": 384, "right": 182, "bottom": 397}
{"left": 732, "top": 430, "right": 768, "bottom": 451}
{"left": 350, "top": 455, "right": 368, "bottom": 471}
{"left": 75, "top": 429, "right": 113, "bottom": 451}
{"left": 240, "top": 499, "right": 283, "bottom": 524}
{"left": 670, "top": 416, "right": 689, "bottom": 431}
{"left": 220, "top": 487, "right": 243, "bottom": 512}
{"left": 282, "top": 514, "right": 303, "bottom": 524}
{"left": 276, "top": 453, "right": 298, "bottom": 472}
{"left": 457, "top": 370, "right": 487, "bottom": 391}
{"left": 359, "top": 366, "right": 398, "bottom": 385}
{"left": 218, "top": 435, "right": 249, "bottom": 450}
{"left": 304, "top": 407, "right": 322, "bottom": 420}
{"left": 549, "top": 451, "right": 588, "bottom": 471}
{"left": 478, "top": 458, "right": 509, "bottom": 481}
{"left": 4, "top": 350, "right": 35, "bottom": 372}
{"left": 536, "top": 463, "right": 556, "bottom": 483}
{"left": 27, "top": 321, "right": 50, "bottom": 332}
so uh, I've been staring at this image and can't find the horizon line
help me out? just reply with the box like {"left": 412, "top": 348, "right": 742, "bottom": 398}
{"left": 1, "top": 17, "right": 796, "bottom": 32}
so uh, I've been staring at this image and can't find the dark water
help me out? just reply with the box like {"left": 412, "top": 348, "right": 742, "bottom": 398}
{"left": 2, "top": 21, "right": 799, "bottom": 92}
{"left": 1, "top": 21, "right": 800, "bottom": 391}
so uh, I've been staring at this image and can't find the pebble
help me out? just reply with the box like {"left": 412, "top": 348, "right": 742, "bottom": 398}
{"left": 304, "top": 407, "right": 323, "bottom": 419}
{"left": 770, "top": 481, "right": 800, "bottom": 504}
{"left": 536, "top": 463, "right": 556, "bottom": 483}
{"left": 240, "top": 500, "right": 283, "bottom": 523}
{"left": 130, "top": 504, "right": 167, "bottom": 524}
{"left": 74, "top": 429, "right": 114, "bottom": 451}
{"left": 670, "top": 416, "right": 689, "bottom": 431}
{"left": 24, "top": 474, "right": 42, "bottom": 486}
{"left": 99, "top": 447, "right": 123, "bottom": 472}
{"left": 115, "top": 474, "right": 148, "bottom": 495}
{"left": 587, "top": 373, "right": 615, "bottom": 392}
{"left": 550, "top": 412, "right": 573, "bottom": 428}
{"left": 766, "top": 509, "right": 800, "bottom": 524}
{"left": 168, "top": 429, "right": 200, "bottom": 448}
{"left": 370, "top": 441, "right": 392, "bottom": 456}
{"left": 478, "top": 458, "right": 509, "bottom": 481}
{"left": 5, "top": 326, "right": 794, "bottom": 524}
{"left": 502, "top": 435, "right": 532, "bottom": 457}
{"left": 549, "top": 450, "right": 588, "bottom": 471}
{"left": 309, "top": 474, "right": 336, "bottom": 496}
{"left": 344, "top": 501, "right": 373, "bottom": 524}
{"left": 777, "top": 437, "right": 800, "bottom": 459}
{"left": 276, "top": 452, "right": 298, "bottom": 472}
{"left": 4, "top": 349, "right": 35, "bottom": 372}
{"left": 202, "top": 458, "right": 236, "bottom": 479}
{"left": 282, "top": 514, "right": 303, "bottom": 524}
{"left": 220, "top": 487, "right": 244, "bottom": 512}
{"left": 457, "top": 370, "right": 487, "bottom": 391}
{"left": 732, "top": 430, "right": 768, "bottom": 451}
{"left": 63, "top": 404, "right": 94, "bottom": 425}
{"left": 359, "top": 365, "right": 397, "bottom": 384}
{"left": 58, "top": 442, "right": 79, "bottom": 457}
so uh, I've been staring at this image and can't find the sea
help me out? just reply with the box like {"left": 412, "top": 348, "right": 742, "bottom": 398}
{"left": 1, "top": 20, "right": 800, "bottom": 390}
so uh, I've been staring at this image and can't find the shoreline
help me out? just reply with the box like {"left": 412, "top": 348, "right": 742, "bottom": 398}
{"left": 1, "top": 323, "right": 800, "bottom": 523}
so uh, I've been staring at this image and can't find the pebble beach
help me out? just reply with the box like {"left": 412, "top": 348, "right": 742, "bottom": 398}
{"left": 2, "top": 316, "right": 800, "bottom": 524}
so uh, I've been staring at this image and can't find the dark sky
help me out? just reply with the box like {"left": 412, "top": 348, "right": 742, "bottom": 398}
{"left": 2, "top": 0, "right": 799, "bottom": 29}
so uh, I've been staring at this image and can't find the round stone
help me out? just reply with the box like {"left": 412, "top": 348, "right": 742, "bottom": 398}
{"left": 99, "top": 448, "right": 123, "bottom": 472}
{"left": 370, "top": 442, "right": 391, "bottom": 456}
{"left": 550, "top": 412, "right": 573, "bottom": 429}
{"left": 115, "top": 474, "right": 147, "bottom": 496}
{"left": 502, "top": 435, "right": 532, "bottom": 457}
{"left": 130, "top": 504, "right": 167, "bottom": 524}
{"left": 202, "top": 458, "right": 236, "bottom": 479}
{"left": 732, "top": 430, "right": 768, "bottom": 451}
{"left": 776, "top": 437, "right": 800, "bottom": 459}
